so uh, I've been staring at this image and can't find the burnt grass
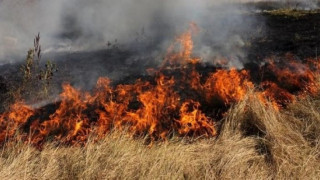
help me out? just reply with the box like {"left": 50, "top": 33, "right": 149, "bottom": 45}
{"left": 248, "top": 10, "right": 320, "bottom": 62}
{"left": 1, "top": 10, "right": 320, "bottom": 113}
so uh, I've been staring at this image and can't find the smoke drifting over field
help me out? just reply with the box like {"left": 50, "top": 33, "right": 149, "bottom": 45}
{"left": 0, "top": 0, "right": 264, "bottom": 68}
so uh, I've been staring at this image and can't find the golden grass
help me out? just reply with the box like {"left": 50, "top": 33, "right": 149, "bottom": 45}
{"left": 0, "top": 93, "right": 320, "bottom": 179}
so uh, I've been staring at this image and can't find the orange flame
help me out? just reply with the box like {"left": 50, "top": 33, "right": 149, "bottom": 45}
{"left": 203, "top": 69, "right": 254, "bottom": 105}
{"left": 266, "top": 57, "right": 319, "bottom": 96}
{"left": 1, "top": 23, "right": 320, "bottom": 147}
{"left": 178, "top": 100, "right": 216, "bottom": 137}
{"left": 162, "top": 22, "right": 200, "bottom": 67}
{"left": 0, "top": 102, "right": 34, "bottom": 143}
{"left": 258, "top": 81, "right": 295, "bottom": 110}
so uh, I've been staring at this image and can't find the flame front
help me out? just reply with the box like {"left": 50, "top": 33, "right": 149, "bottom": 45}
{"left": 0, "top": 24, "right": 320, "bottom": 147}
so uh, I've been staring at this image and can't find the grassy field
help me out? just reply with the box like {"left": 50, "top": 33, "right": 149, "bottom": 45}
{"left": 0, "top": 93, "right": 319, "bottom": 179}
{"left": 1, "top": 7, "right": 320, "bottom": 180}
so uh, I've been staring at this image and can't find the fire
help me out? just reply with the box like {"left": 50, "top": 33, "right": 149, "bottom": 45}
{"left": 203, "top": 69, "right": 254, "bottom": 105}
{"left": 178, "top": 100, "right": 216, "bottom": 137}
{"left": 265, "top": 57, "right": 319, "bottom": 95}
{"left": 0, "top": 23, "right": 320, "bottom": 147}
{"left": 30, "top": 84, "right": 92, "bottom": 145}
{"left": 258, "top": 81, "right": 295, "bottom": 110}
{"left": 162, "top": 22, "right": 200, "bottom": 67}
{"left": 123, "top": 74, "right": 180, "bottom": 139}
{"left": 0, "top": 102, "right": 34, "bottom": 144}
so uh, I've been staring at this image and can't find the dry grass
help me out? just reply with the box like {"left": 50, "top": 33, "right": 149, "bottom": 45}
{"left": 0, "top": 94, "right": 320, "bottom": 179}
{"left": 264, "top": 9, "right": 320, "bottom": 18}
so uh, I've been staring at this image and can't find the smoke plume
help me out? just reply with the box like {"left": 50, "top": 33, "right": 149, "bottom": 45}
{"left": 0, "top": 0, "right": 265, "bottom": 68}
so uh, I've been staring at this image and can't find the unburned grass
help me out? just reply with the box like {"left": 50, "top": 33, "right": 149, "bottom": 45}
{"left": 0, "top": 93, "right": 319, "bottom": 179}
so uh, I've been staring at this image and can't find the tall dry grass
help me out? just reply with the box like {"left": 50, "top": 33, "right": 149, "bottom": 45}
{"left": 0, "top": 93, "right": 320, "bottom": 179}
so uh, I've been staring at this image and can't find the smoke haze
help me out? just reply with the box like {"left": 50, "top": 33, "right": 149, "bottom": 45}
{"left": 11, "top": 1, "right": 320, "bottom": 68}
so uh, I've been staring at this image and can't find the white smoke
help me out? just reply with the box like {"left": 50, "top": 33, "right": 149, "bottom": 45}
{"left": 0, "top": 0, "right": 263, "bottom": 68}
